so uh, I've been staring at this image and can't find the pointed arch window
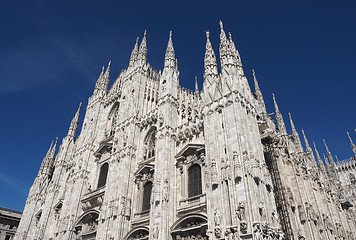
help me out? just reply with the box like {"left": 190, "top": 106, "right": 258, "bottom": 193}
{"left": 188, "top": 164, "right": 202, "bottom": 198}
{"left": 97, "top": 163, "right": 109, "bottom": 189}
{"left": 142, "top": 181, "right": 153, "bottom": 212}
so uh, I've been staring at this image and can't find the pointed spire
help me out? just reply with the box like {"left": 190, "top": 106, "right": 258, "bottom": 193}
{"left": 195, "top": 76, "right": 199, "bottom": 94}
{"left": 45, "top": 140, "right": 54, "bottom": 159}
{"left": 94, "top": 62, "right": 110, "bottom": 94}
{"left": 301, "top": 129, "right": 313, "bottom": 154}
{"left": 289, "top": 113, "right": 303, "bottom": 152}
{"left": 219, "top": 21, "right": 238, "bottom": 71}
{"left": 204, "top": 31, "right": 218, "bottom": 81}
{"left": 103, "top": 61, "right": 110, "bottom": 81}
{"left": 129, "top": 37, "right": 139, "bottom": 67}
{"left": 67, "top": 102, "right": 82, "bottom": 139}
{"left": 323, "top": 139, "right": 334, "bottom": 164}
{"left": 49, "top": 137, "right": 58, "bottom": 160}
{"left": 138, "top": 30, "right": 147, "bottom": 64}
{"left": 323, "top": 153, "right": 329, "bottom": 167}
{"left": 313, "top": 142, "right": 324, "bottom": 168}
{"left": 272, "top": 93, "right": 287, "bottom": 135}
{"left": 164, "top": 31, "right": 175, "bottom": 70}
{"left": 347, "top": 131, "right": 356, "bottom": 156}
{"left": 219, "top": 20, "right": 228, "bottom": 43}
{"left": 253, "top": 69, "right": 267, "bottom": 117}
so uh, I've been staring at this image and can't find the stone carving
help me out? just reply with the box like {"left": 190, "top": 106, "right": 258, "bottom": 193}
{"left": 236, "top": 202, "right": 246, "bottom": 221}
{"left": 152, "top": 225, "right": 159, "bottom": 239}
{"left": 211, "top": 159, "right": 218, "bottom": 186}
{"left": 16, "top": 24, "right": 356, "bottom": 240}
{"left": 214, "top": 227, "right": 222, "bottom": 238}
{"left": 163, "top": 179, "right": 169, "bottom": 202}
{"left": 298, "top": 205, "right": 306, "bottom": 224}
{"left": 214, "top": 209, "right": 221, "bottom": 226}
{"left": 253, "top": 223, "right": 263, "bottom": 240}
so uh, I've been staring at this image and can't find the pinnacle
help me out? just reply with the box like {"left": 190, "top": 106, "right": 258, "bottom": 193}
{"left": 253, "top": 69, "right": 260, "bottom": 91}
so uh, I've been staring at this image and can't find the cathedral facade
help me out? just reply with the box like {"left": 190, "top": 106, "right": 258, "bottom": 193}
{"left": 15, "top": 22, "right": 356, "bottom": 240}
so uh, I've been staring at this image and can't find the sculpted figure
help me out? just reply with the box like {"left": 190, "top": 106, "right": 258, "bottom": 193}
{"left": 152, "top": 225, "right": 159, "bottom": 239}
{"left": 214, "top": 209, "right": 221, "bottom": 226}
{"left": 163, "top": 179, "right": 169, "bottom": 202}
{"left": 236, "top": 202, "right": 246, "bottom": 221}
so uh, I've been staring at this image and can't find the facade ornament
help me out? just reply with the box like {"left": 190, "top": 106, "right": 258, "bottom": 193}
{"left": 236, "top": 202, "right": 246, "bottom": 221}
{"left": 298, "top": 205, "right": 306, "bottom": 224}
{"left": 162, "top": 179, "right": 169, "bottom": 202}
{"left": 214, "top": 208, "right": 221, "bottom": 226}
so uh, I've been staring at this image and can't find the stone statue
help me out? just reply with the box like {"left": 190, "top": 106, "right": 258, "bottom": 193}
{"left": 236, "top": 202, "right": 246, "bottom": 221}
{"left": 214, "top": 209, "right": 221, "bottom": 226}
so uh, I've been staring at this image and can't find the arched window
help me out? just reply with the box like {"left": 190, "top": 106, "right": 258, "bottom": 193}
{"left": 97, "top": 163, "right": 109, "bottom": 188}
{"left": 188, "top": 164, "right": 202, "bottom": 198}
{"left": 142, "top": 181, "right": 153, "bottom": 212}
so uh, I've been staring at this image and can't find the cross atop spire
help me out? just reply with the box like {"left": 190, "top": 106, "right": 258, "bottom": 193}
{"left": 347, "top": 131, "right": 356, "bottom": 156}
{"left": 164, "top": 31, "right": 175, "bottom": 70}
{"left": 272, "top": 93, "right": 287, "bottom": 135}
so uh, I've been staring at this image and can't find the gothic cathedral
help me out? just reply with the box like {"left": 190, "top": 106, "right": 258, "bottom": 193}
{"left": 15, "top": 22, "right": 356, "bottom": 240}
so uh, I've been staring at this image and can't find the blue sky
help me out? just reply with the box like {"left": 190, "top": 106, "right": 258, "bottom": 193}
{"left": 0, "top": 0, "right": 355, "bottom": 212}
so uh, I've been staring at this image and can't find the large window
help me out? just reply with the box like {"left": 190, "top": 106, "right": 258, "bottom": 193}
{"left": 97, "top": 163, "right": 109, "bottom": 188}
{"left": 142, "top": 181, "right": 153, "bottom": 212}
{"left": 188, "top": 164, "right": 202, "bottom": 197}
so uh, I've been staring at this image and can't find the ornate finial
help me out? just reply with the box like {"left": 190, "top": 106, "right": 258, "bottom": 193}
{"left": 219, "top": 20, "right": 223, "bottom": 29}
{"left": 136, "top": 37, "right": 139, "bottom": 44}
{"left": 108, "top": 61, "right": 111, "bottom": 67}
{"left": 169, "top": 30, "right": 172, "bottom": 37}
{"left": 144, "top": 30, "right": 147, "bottom": 37}
{"left": 195, "top": 76, "right": 199, "bottom": 93}
{"left": 301, "top": 129, "right": 312, "bottom": 152}
{"left": 272, "top": 93, "right": 279, "bottom": 112}
{"left": 229, "top": 32, "right": 232, "bottom": 41}
{"left": 347, "top": 131, "right": 356, "bottom": 156}
{"left": 206, "top": 30, "right": 210, "bottom": 39}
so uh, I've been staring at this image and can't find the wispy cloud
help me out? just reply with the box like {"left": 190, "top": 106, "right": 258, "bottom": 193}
{"left": 0, "top": 169, "right": 29, "bottom": 196}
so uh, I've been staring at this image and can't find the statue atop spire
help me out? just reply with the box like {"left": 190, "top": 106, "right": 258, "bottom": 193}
{"left": 164, "top": 31, "right": 175, "bottom": 70}
{"left": 67, "top": 102, "right": 82, "bottom": 140}
{"left": 253, "top": 69, "right": 267, "bottom": 118}
{"left": 129, "top": 37, "right": 139, "bottom": 67}
{"left": 272, "top": 93, "right": 287, "bottom": 135}
{"left": 347, "top": 131, "right": 356, "bottom": 156}
{"left": 138, "top": 30, "right": 147, "bottom": 65}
